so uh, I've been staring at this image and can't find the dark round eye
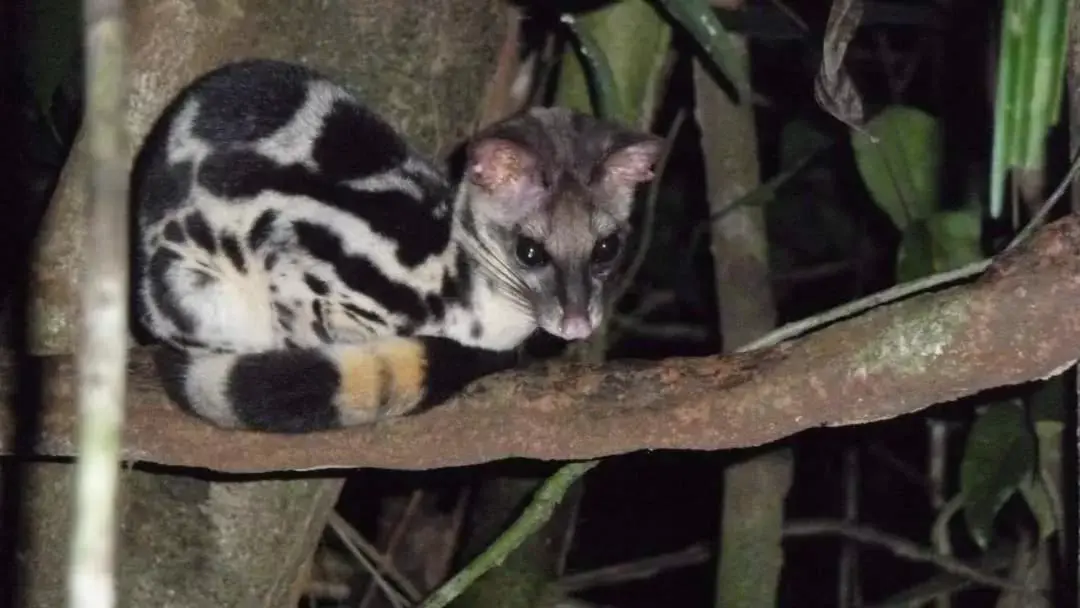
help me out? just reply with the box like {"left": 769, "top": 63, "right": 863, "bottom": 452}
{"left": 591, "top": 234, "right": 621, "bottom": 265}
{"left": 515, "top": 236, "right": 550, "bottom": 268}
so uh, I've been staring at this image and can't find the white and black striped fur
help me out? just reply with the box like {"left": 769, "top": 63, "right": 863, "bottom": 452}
{"left": 131, "top": 59, "right": 661, "bottom": 433}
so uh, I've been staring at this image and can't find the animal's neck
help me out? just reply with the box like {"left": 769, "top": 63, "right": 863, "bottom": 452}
{"left": 437, "top": 189, "right": 537, "bottom": 351}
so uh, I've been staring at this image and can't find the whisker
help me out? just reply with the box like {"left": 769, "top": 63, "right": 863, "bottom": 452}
{"left": 454, "top": 224, "right": 535, "bottom": 316}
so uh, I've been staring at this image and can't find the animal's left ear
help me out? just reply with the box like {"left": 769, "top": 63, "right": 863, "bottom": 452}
{"left": 601, "top": 136, "right": 663, "bottom": 188}
{"left": 595, "top": 135, "right": 663, "bottom": 221}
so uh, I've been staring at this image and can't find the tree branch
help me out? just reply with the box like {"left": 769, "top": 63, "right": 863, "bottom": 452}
{"left": 6, "top": 214, "right": 1080, "bottom": 474}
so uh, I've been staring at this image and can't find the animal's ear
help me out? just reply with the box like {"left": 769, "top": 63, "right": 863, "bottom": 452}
{"left": 466, "top": 138, "right": 546, "bottom": 225}
{"left": 601, "top": 136, "right": 663, "bottom": 188}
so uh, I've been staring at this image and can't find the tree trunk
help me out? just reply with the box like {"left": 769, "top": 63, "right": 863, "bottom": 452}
{"left": 694, "top": 32, "right": 792, "bottom": 608}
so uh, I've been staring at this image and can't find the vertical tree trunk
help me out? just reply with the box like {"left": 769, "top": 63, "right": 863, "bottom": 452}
{"left": 694, "top": 31, "right": 792, "bottom": 608}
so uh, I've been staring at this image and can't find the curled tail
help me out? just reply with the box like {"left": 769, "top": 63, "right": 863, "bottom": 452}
{"left": 154, "top": 337, "right": 514, "bottom": 433}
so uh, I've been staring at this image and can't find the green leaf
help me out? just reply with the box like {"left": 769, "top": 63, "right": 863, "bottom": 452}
{"left": 960, "top": 401, "right": 1037, "bottom": 549}
{"left": 989, "top": 0, "right": 1073, "bottom": 218}
{"left": 1028, "top": 377, "right": 1066, "bottom": 425}
{"left": 1018, "top": 475, "right": 1057, "bottom": 542}
{"left": 1016, "top": 379, "right": 1066, "bottom": 543}
{"left": 895, "top": 209, "right": 984, "bottom": 282}
{"left": 556, "top": 0, "right": 672, "bottom": 127}
{"left": 851, "top": 105, "right": 942, "bottom": 230}
{"left": 651, "top": 0, "right": 750, "bottom": 99}
{"left": 26, "top": 0, "right": 82, "bottom": 125}
{"left": 562, "top": 14, "right": 623, "bottom": 121}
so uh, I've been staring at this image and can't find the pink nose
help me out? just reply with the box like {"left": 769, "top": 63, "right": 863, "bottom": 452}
{"left": 560, "top": 315, "right": 592, "bottom": 340}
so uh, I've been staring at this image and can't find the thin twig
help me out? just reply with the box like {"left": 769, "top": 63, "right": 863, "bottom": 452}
{"left": 357, "top": 491, "right": 425, "bottom": 608}
{"left": 784, "top": 520, "right": 1048, "bottom": 598}
{"left": 554, "top": 544, "right": 710, "bottom": 593}
{"left": 739, "top": 148, "right": 1080, "bottom": 353}
{"left": 418, "top": 461, "right": 599, "bottom": 608}
{"left": 69, "top": 1, "right": 130, "bottom": 608}
{"left": 767, "top": 0, "right": 810, "bottom": 32}
{"left": 329, "top": 511, "right": 422, "bottom": 604}
{"left": 328, "top": 518, "right": 409, "bottom": 607}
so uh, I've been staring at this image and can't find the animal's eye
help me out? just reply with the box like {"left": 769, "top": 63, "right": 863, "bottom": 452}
{"left": 515, "top": 235, "right": 550, "bottom": 268}
{"left": 591, "top": 234, "right": 621, "bottom": 265}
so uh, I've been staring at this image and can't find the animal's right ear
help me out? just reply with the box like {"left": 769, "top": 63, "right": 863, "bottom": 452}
{"left": 465, "top": 138, "right": 546, "bottom": 225}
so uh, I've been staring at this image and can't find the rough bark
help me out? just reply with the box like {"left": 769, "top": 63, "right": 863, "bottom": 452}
{"left": 4, "top": 213, "right": 1080, "bottom": 474}
{"left": 13, "top": 0, "right": 505, "bottom": 606}
{"left": 8, "top": 463, "right": 342, "bottom": 608}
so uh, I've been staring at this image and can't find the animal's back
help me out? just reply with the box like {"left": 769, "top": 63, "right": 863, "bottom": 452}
{"left": 133, "top": 59, "right": 454, "bottom": 351}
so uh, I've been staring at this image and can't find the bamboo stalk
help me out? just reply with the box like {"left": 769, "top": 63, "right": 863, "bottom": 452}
{"left": 69, "top": 0, "right": 130, "bottom": 607}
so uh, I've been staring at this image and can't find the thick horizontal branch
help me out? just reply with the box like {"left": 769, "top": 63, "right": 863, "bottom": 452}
{"left": 6, "top": 215, "right": 1080, "bottom": 474}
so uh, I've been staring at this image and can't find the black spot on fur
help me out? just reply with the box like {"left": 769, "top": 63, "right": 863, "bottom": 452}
{"left": 295, "top": 221, "right": 429, "bottom": 322}
{"left": 247, "top": 210, "right": 277, "bottom": 250}
{"left": 273, "top": 303, "right": 295, "bottom": 331}
{"left": 264, "top": 252, "right": 279, "bottom": 271}
{"left": 470, "top": 321, "right": 483, "bottom": 339}
{"left": 425, "top": 294, "right": 445, "bottom": 321}
{"left": 162, "top": 220, "right": 185, "bottom": 244}
{"left": 183, "top": 212, "right": 216, "bottom": 254}
{"left": 304, "top": 273, "right": 330, "bottom": 295}
{"left": 146, "top": 249, "right": 195, "bottom": 334}
{"left": 188, "top": 60, "right": 316, "bottom": 144}
{"left": 134, "top": 159, "right": 194, "bottom": 227}
{"left": 440, "top": 249, "right": 471, "bottom": 303}
{"left": 220, "top": 233, "right": 246, "bottom": 273}
{"left": 312, "top": 100, "right": 405, "bottom": 180}
{"left": 227, "top": 349, "right": 343, "bottom": 432}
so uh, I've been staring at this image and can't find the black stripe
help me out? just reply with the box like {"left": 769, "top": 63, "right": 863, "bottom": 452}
{"left": 147, "top": 249, "right": 195, "bottom": 334}
{"left": 183, "top": 212, "right": 216, "bottom": 254}
{"left": 425, "top": 294, "right": 445, "bottom": 321}
{"left": 247, "top": 209, "right": 277, "bottom": 250}
{"left": 294, "top": 221, "right": 429, "bottom": 323}
{"left": 220, "top": 233, "right": 246, "bottom": 273}
{"left": 134, "top": 157, "right": 193, "bottom": 227}
{"left": 198, "top": 149, "right": 281, "bottom": 199}
{"left": 342, "top": 303, "right": 386, "bottom": 326}
{"left": 195, "top": 148, "right": 451, "bottom": 267}
{"left": 374, "top": 354, "right": 394, "bottom": 417}
{"left": 304, "top": 273, "right": 330, "bottom": 295}
{"left": 413, "top": 337, "right": 516, "bottom": 413}
{"left": 311, "top": 301, "right": 332, "bottom": 343}
{"left": 226, "top": 349, "right": 342, "bottom": 432}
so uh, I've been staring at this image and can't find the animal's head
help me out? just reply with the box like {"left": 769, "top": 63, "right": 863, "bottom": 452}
{"left": 460, "top": 107, "right": 662, "bottom": 341}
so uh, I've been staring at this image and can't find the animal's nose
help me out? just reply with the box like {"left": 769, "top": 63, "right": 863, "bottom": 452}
{"left": 559, "top": 314, "right": 592, "bottom": 340}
